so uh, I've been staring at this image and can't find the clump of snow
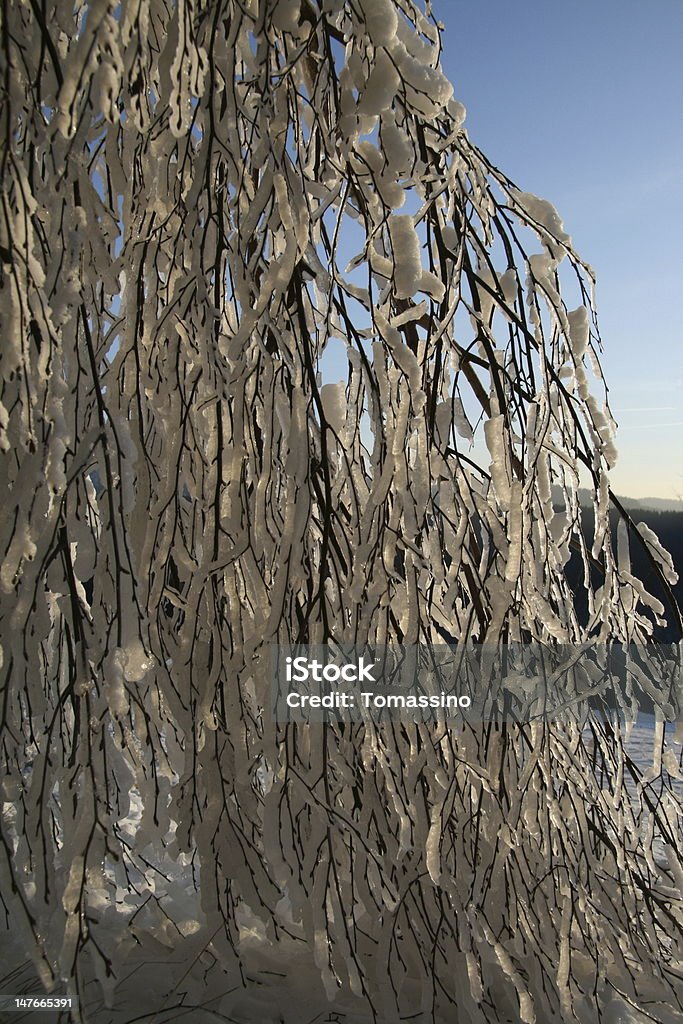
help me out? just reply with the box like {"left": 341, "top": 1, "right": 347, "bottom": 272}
{"left": 484, "top": 415, "right": 512, "bottom": 510}
{"left": 387, "top": 215, "right": 444, "bottom": 299}
{"left": 636, "top": 522, "right": 679, "bottom": 584}
{"left": 356, "top": 0, "right": 398, "bottom": 47}
{"left": 513, "top": 190, "right": 571, "bottom": 247}
{"left": 0, "top": 398, "right": 10, "bottom": 452}
{"left": 119, "top": 640, "right": 154, "bottom": 682}
{"left": 381, "top": 119, "right": 414, "bottom": 176}
{"left": 320, "top": 381, "right": 347, "bottom": 434}
{"left": 358, "top": 50, "right": 400, "bottom": 115}
{"left": 271, "top": 0, "right": 302, "bottom": 35}
{"left": 447, "top": 96, "right": 467, "bottom": 126}
{"left": 389, "top": 214, "right": 423, "bottom": 297}
{"left": 567, "top": 305, "right": 590, "bottom": 359}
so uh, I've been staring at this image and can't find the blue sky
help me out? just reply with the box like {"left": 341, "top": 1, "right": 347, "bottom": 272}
{"left": 437, "top": 0, "right": 683, "bottom": 500}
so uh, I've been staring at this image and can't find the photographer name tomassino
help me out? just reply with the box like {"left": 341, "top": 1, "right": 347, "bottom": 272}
{"left": 360, "top": 692, "right": 471, "bottom": 711}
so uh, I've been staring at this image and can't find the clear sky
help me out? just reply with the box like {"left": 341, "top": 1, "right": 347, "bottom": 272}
{"left": 436, "top": 0, "right": 683, "bottom": 501}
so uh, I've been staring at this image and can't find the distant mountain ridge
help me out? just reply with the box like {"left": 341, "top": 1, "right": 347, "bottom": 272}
{"left": 616, "top": 495, "right": 683, "bottom": 514}
{"left": 551, "top": 486, "right": 683, "bottom": 514}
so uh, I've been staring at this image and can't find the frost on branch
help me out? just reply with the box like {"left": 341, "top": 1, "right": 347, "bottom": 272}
{"left": 1, "top": 0, "right": 682, "bottom": 1021}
